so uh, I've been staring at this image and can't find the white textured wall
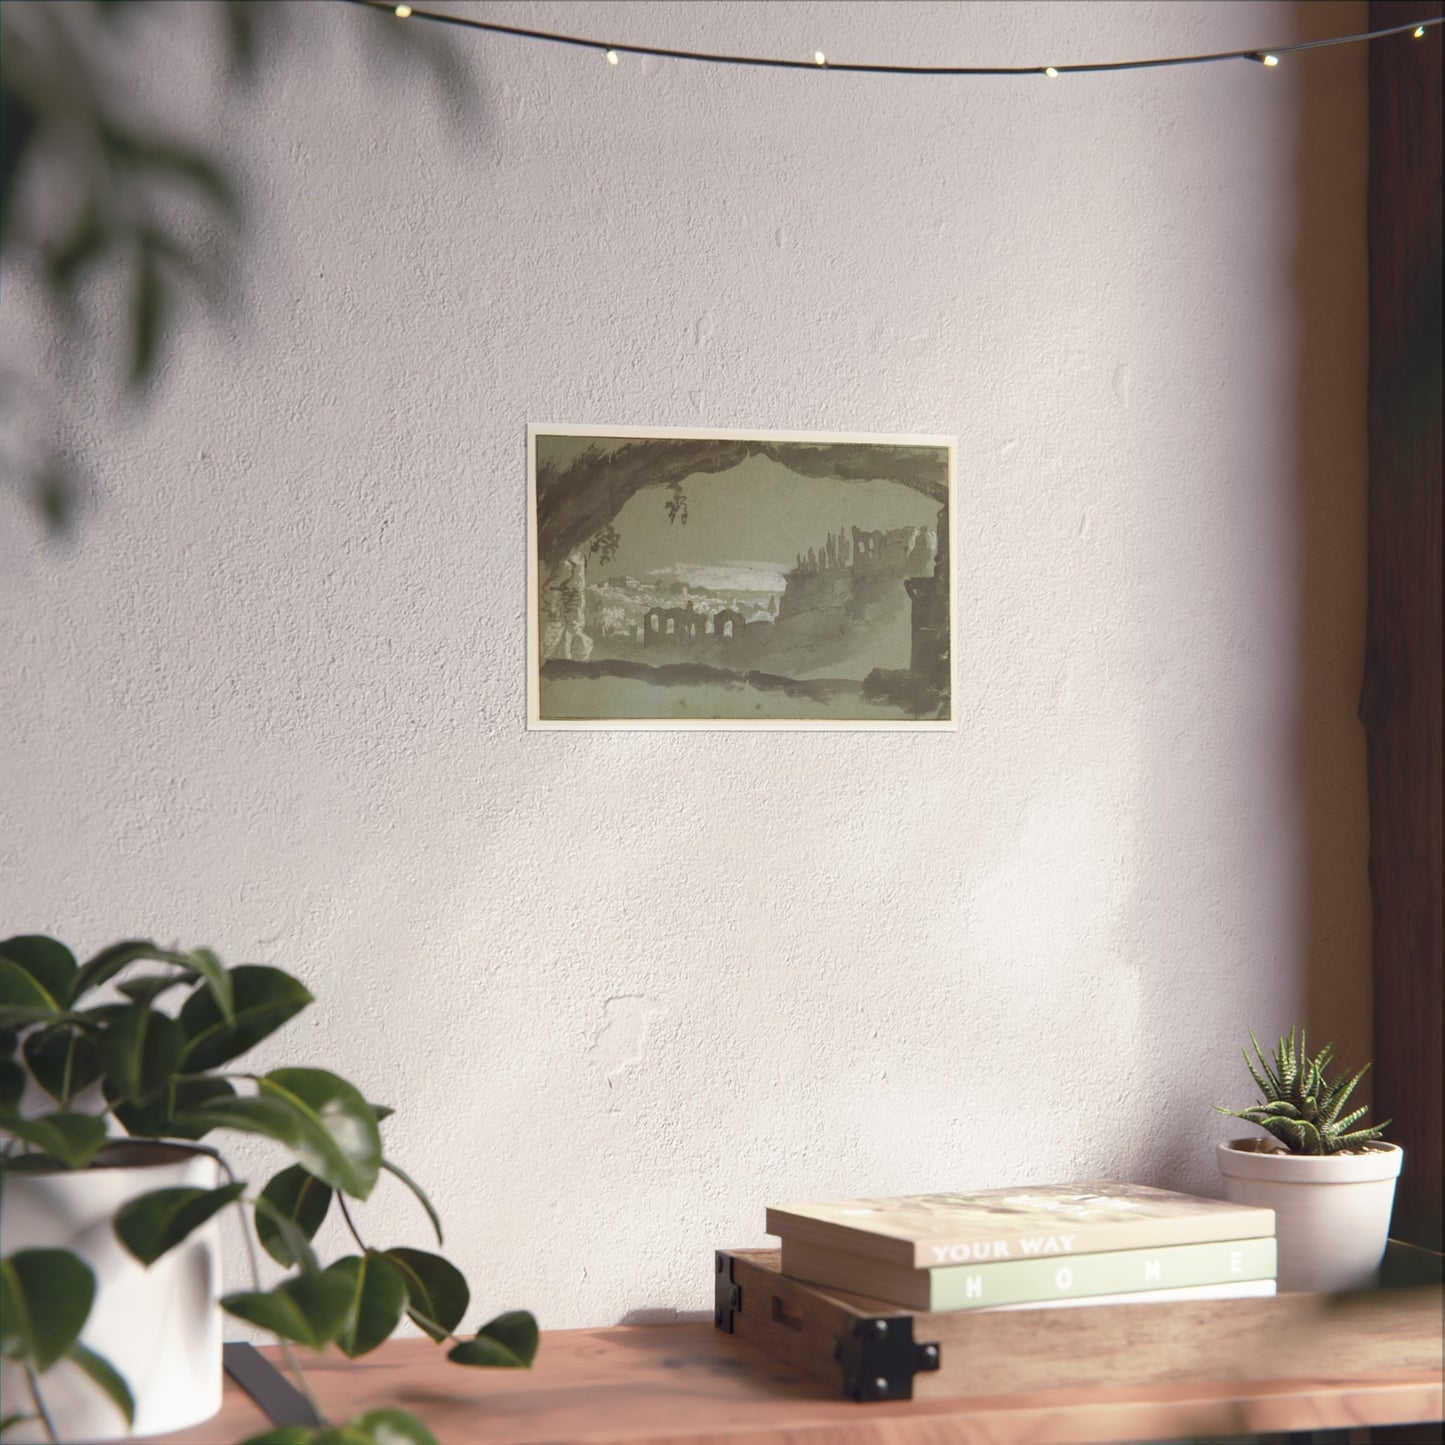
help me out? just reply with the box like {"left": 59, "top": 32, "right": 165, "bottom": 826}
{"left": 0, "top": 1, "right": 1369, "bottom": 1330}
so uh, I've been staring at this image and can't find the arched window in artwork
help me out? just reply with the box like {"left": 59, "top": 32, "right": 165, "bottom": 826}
{"left": 723, "top": 620, "right": 733, "bottom": 638}
{"left": 649, "top": 614, "right": 660, "bottom": 632}
{"left": 666, "top": 618, "right": 675, "bottom": 635}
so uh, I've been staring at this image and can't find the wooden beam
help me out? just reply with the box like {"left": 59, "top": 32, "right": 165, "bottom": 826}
{"left": 1364, "top": 0, "right": 1444, "bottom": 1266}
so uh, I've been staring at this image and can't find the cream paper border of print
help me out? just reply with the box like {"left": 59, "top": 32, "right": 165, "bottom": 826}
{"left": 527, "top": 424, "right": 957, "bottom": 731}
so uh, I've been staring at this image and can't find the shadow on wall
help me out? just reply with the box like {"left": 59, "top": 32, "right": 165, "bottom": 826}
{"left": 1134, "top": 0, "right": 1373, "bottom": 1196}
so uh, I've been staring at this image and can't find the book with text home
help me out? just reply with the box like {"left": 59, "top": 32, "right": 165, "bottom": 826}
{"left": 981, "top": 1278, "right": 1276, "bottom": 1311}
{"left": 779, "top": 1234, "right": 1278, "bottom": 1310}
{"left": 766, "top": 1181, "right": 1275, "bottom": 1270}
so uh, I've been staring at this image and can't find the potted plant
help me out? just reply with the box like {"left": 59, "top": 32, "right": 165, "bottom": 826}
{"left": 1215, "top": 1025, "right": 1402, "bottom": 1293}
{"left": 0, "top": 934, "right": 537, "bottom": 1444}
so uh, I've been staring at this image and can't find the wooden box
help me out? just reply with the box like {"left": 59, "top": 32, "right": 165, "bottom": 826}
{"left": 715, "top": 1242, "right": 1445, "bottom": 1404}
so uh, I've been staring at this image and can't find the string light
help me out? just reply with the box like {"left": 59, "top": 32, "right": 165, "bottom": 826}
{"left": 339, "top": 2, "right": 1443, "bottom": 78}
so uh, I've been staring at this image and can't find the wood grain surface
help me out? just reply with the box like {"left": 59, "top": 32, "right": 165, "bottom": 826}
{"left": 144, "top": 1297, "right": 1442, "bottom": 1445}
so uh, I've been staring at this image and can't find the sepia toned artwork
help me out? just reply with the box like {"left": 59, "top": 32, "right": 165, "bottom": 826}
{"left": 527, "top": 425, "right": 955, "bottom": 729}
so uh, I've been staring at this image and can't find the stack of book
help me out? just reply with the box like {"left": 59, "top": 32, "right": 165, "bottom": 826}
{"left": 766, "top": 1181, "right": 1277, "bottom": 1312}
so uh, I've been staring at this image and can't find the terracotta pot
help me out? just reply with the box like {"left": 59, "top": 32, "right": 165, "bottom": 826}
{"left": 1216, "top": 1137, "right": 1403, "bottom": 1293}
{"left": 0, "top": 1141, "right": 224, "bottom": 1441}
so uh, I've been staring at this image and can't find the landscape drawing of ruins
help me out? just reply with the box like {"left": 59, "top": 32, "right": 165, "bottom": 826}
{"left": 528, "top": 426, "right": 955, "bottom": 728}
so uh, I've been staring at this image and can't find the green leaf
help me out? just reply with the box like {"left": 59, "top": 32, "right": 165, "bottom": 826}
{"left": 447, "top": 1310, "right": 538, "bottom": 1369}
{"left": 1331, "top": 1104, "right": 1371, "bottom": 1134}
{"left": 116, "top": 975, "right": 191, "bottom": 1008}
{"left": 0, "top": 1112, "right": 108, "bottom": 1168}
{"left": 310, "top": 1430, "right": 374, "bottom": 1445}
{"left": 351, "top": 1409, "right": 441, "bottom": 1445}
{"left": 1332, "top": 1121, "right": 1392, "bottom": 1151}
{"left": 107, "top": 1074, "right": 239, "bottom": 1142}
{"left": 222, "top": 1272, "right": 353, "bottom": 1351}
{"left": 258, "top": 1069, "right": 381, "bottom": 1201}
{"left": 252, "top": 1196, "right": 321, "bottom": 1277}
{"left": 0, "top": 938, "right": 76, "bottom": 1008}
{"left": 171, "top": 1095, "right": 311, "bottom": 1161}
{"left": 67, "top": 1341, "right": 135, "bottom": 1426}
{"left": 104, "top": 1076, "right": 171, "bottom": 1139}
{"left": 0, "top": 1249, "right": 96, "bottom": 1371}
{"left": 98, "top": 1006, "right": 187, "bottom": 1103}
{"left": 326, "top": 1253, "right": 407, "bottom": 1358}
{"left": 0, "top": 960, "right": 60, "bottom": 1027}
{"left": 23, "top": 1027, "right": 102, "bottom": 1103}
{"left": 478, "top": 1309, "right": 538, "bottom": 1365}
{"left": 382, "top": 1248, "right": 468, "bottom": 1342}
{"left": 71, "top": 941, "right": 174, "bottom": 1000}
{"left": 113, "top": 1182, "right": 245, "bottom": 1265}
{"left": 182, "top": 948, "right": 233, "bottom": 1023}
{"left": 256, "top": 1165, "right": 332, "bottom": 1268}
{"left": 238, "top": 1431, "right": 314, "bottom": 1445}
{"left": 154, "top": 1076, "right": 240, "bottom": 1141}
{"left": 180, "top": 966, "right": 313, "bottom": 1071}
{"left": 1, "top": 1414, "right": 36, "bottom": 1435}
{"left": 178, "top": 1081, "right": 379, "bottom": 1200}
{"left": 0, "top": 1261, "right": 23, "bottom": 1359}
{"left": 0, "top": 1060, "right": 24, "bottom": 1114}
{"left": 380, "top": 1158, "right": 442, "bottom": 1246}
{"left": 370, "top": 1103, "right": 394, "bottom": 1122}
{"left": 73, "top": 1003, "right": 131, "bottom": 1031}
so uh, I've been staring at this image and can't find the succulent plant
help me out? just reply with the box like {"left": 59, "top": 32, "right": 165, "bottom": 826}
{"left": 1216, "top": 1025, "right": 1391, "bottom": 1156}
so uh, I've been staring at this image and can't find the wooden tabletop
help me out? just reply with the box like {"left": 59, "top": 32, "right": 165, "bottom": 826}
{"left": 149, "top": 1321, "right": 1444, "bottom": 1445}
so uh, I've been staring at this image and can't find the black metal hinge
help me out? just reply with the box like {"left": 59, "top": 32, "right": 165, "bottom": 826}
{"left": 222, "top": 1341, "right": 320, "bottom": 1427}
{"left": 714, "top": 1250, "right": 742, "bottom": 1332}
{"left": 833, "top": 1313, "right": 941, "bottom": 1401}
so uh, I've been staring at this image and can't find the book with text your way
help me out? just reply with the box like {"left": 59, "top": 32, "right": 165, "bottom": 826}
{"left": 766, "top": 1181, "right": 1275, "bottom": 1271}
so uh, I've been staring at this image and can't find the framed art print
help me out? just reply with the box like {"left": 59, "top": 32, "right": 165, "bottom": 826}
{"left": 528, "top": 425, "right": 956, "bottom": 730}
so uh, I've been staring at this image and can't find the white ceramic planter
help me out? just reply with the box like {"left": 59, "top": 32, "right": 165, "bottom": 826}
{"left": 0, "top": 1141, "right": 224, "bottom": 1442}
{"left": 1216, "top": 1137, "right": 1403, "bottom": 1293}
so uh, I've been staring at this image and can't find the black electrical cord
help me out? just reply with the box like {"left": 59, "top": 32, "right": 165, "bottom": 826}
{"left": 337, "top": 2, "right": 1441, "bottom": 79}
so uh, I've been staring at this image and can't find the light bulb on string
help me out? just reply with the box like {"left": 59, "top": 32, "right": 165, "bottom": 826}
{"left": 339, "top": 2, "right": 1440, "bottom": 80}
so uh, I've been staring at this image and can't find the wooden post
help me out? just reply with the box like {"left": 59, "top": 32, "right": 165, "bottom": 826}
{"left": 1364, "top": 0, "right": 1443, "bottom": 1265}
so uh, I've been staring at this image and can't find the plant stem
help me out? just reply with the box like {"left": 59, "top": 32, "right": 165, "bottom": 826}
{"left": 275, "top": 1339, "right": 324, "bottom": 1427}
{"left": 59, "top": 1031, "right": 77, "bottom": 1110}
{"left": 24, "top": 1364, "right": 57, "bottom": 1444}
{"left": 337, "top": 1194, "right": 367, "bottom": 1253}
{"left": 334, "top": 1197, "right": 464, "bottom": 1348}
{"left": 219, "top": 1157, "right": 327, "bottom": 1428}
